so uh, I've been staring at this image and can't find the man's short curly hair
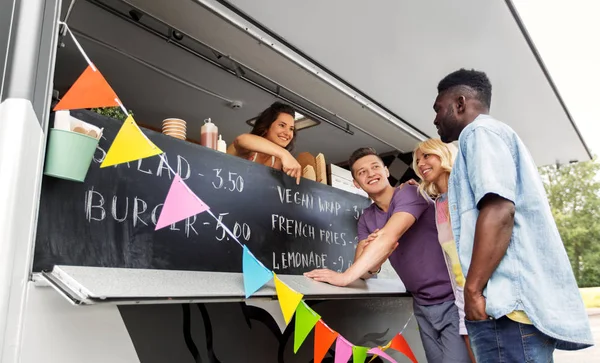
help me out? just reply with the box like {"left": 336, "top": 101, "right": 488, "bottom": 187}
{"left": 437, "top": 68, "right": 492, "bottom": 109}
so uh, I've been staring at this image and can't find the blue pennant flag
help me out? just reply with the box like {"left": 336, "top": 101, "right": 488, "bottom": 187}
{"left": 242, "top": 245, "right": 274, "bottom": 298}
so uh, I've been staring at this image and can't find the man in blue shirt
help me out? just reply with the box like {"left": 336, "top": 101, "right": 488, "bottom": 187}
{"left": 433, "top": 68, "right": 593, "bottom": 362}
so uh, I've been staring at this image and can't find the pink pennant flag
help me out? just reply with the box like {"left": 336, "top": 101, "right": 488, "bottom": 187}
{"left": 155, "top": 174, "right": 209, "bottom": 230}
{"left": 335, "top": 336, "right": 353, "bottom": 363}
{"left": 368, "top": 348, "right": 398, "bottom": 363}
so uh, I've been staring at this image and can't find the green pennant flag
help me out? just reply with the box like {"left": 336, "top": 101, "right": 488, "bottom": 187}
{"left": 353, "top": 346, "right": 369, "bottom": 363}
{"left": 293, "top": 301, "right": 321, "bottom": 353}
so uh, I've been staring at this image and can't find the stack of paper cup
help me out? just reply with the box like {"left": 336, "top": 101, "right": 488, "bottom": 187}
{"left": 162, "top": 118, "right": 186, "bottom": 140}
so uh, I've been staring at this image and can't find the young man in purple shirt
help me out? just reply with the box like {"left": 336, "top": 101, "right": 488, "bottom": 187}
{"left": 305, "top": 147, "right": 470, "bottom": 362}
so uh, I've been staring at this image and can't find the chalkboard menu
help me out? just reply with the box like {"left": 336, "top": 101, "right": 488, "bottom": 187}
{"left": 33, "top": 110, "right": 372, "bottom": 275}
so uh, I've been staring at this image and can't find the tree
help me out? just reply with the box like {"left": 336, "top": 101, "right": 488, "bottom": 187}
{"left": 539, "top": 157, "right": 600, "bottom": 287}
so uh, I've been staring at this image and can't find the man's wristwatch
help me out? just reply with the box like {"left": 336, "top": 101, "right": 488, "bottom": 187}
{"left": 368, "top": 266, "right": 382, "bottom": 275}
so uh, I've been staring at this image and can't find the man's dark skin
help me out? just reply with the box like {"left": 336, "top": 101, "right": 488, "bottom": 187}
{"left": 433, "top": 87, "right": 516, "bottom": 322}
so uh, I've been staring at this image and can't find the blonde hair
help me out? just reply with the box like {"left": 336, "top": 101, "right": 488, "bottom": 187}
{"left": 412, "top": 139, "right": 458, "bottom": 199}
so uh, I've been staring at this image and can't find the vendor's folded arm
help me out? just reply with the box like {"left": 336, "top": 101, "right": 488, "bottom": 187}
{"left": 228, "top": 133, "right": 286, "bottom": 160}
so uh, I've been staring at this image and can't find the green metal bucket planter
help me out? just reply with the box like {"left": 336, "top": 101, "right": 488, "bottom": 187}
{"left": 43, "top": 128, "right": 99, "bottom": 182}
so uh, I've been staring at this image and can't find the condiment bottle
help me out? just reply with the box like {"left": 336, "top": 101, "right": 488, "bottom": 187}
{"left": 217, "top": 134, "right": 227, "bottom": 153}
{"left": 200, "top": 118, "right": 218, "bottom": 149}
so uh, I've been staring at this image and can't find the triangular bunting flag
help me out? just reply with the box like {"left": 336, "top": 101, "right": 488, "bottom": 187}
{"left": 314, "top": 320, "right": 338, "bottom": 363}
{"left": 273, "top": 274, "right": 303, "bottom": 325}
{"left": 352, "top": 346, "right": 368, "bottom": 363}
{"left": 293, "top": 301, "right": 321, "bottom": 353}
{"left": 242, "top": 246, "right": 274, "bottom": 298}
{"left": 334, "top": 336, "right": 353, "bottom": 363}
{"left": 389, "top": 334, "right": 417, "bottom": 363}
{"left": 54, "top": 65, "right": 120, "bottom": 111}
{"left": 155, "top": 174, "right": 209, "bottom": 230}
{"left": 368, "top": 349, "right": 379, "bottom": 363}
{"left": 367, "top": 348, "right": 398, "bottom": 363}
{"left": 101, "top": 115, "right": 163, "bottom": 168}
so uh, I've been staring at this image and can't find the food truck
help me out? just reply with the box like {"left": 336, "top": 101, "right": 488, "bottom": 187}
{"left": 0, "top": 0, "right": 591, "bottom": 362}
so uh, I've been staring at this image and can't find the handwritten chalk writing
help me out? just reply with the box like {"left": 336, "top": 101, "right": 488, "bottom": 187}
{"left": 319, "top": 229, "right": 348, "bottom": 246}
{"left": 276, "top": 186, "right": 314, "bottom": 210}
{"left": 111, "top": 196, "right": 128, "bottom": 222}
{"left": 113, "top": 161, "right": 130, "bottom": 169}
{"left": 177, "top": 156, "right": 191, "bottom": 180}
{"left": 318, "top": 197, "right": 341, "bottom": 216}
{"left": 138, "top": 154, "right": 191, "bottom": 180}
{"left": 212, "top": 169, "right": 244, "bottom": 192}
{"left": 212, "top": 169, "right": 224, "bottom": 189}
{"left": 85, "top": 188, "right": 106, "bottom": 222}
{"left": 352, "top": 205, "right": 364, "bottom": 220}
{"left": 215, "top": 212, "right": 251, "bottom": 241}
{"left": 272, "top": 251, "right": 327, "bottom": 270}
{"left": 94, "top": 136, "right": 107, "bottom": 163}
{"left": 157, "top": 154, "right": 172, "bottom": 178}
{"left": 137, "top": 159, "right": 152, "bottom": 175}
{"left": 233, "top": 220, "right": 251, "bottom": 240}
{"left": 151, "top": 204, "right": 163, "bottom": 225}
{"left": 334, "top": 256, "right": 353, "bottom": 272}
{"left": 271, "top": 214, "right": 316, "bottom": 240}
{"left": 133, "top": 197, "right": 148, "bottom": 227}
{"left": 85, "top": 189, "right": 199, "bottom": 238}
{"left": 96, "top": 141, "right": 193, "bottom": 181}
{"left": 227, "top": 171, "right": 244, "bottom": 192}
{"left": 185, "top": 215, "right": 199, "bottom": 237}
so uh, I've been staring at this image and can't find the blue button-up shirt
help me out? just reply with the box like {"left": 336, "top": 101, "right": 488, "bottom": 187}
{"left": 448, "top": 114, "right": 593, "bottom": 349}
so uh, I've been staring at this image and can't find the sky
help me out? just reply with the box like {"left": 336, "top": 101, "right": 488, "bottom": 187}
{"left": 513, "top": 0, "right": 600, "bottom": 155}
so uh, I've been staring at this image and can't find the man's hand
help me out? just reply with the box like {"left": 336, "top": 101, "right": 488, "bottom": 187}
{"left": 304, "top": 269, "right": 351, "bottom": 287}
{"left": 398, "top": 179, "right": 419, "bottom": 190}
{"left": 356, "top": 229, "right": 380, "bottom": 257}
{"left": 464, "top": 288, "right": 488, "bottom": 321}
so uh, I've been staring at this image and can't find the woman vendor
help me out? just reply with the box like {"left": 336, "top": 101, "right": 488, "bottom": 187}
{"left": 228, "top": 101, "right": 302, "bottom": 184}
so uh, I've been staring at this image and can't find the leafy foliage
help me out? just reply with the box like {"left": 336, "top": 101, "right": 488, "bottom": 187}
{"left": 539, "top": 157, "right": 600, "bottom": 287}
{"left": 90, "top": 106, "right": 132, "bottom": 121}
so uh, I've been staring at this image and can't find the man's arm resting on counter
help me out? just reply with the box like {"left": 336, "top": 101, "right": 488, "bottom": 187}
{"left": 342, "top": 212, "right": 416, "bottom": 283}
{"left": 354, "top": 238, "right": 373, "bottom": 280}
{"left": 304, "top": 212, "right": 415, "bottom": 286}
{"left": 353, "top": 236, "right": 390, "bottom": 280}
{"left": 465, "top": 194, "right": 515, "bottom": 298}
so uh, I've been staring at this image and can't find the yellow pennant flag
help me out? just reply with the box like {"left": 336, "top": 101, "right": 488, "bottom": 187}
{"left": 369, "top": 341, "right": 391, "bottom": 363}
{"left": 101, "top": 115, "right": 163, "bottom": 168}
{"left": 368, "top": 346, "right": 383, "bottom": 363}
{"left": 274, "top": 274, "right": 304, "bottom": 325}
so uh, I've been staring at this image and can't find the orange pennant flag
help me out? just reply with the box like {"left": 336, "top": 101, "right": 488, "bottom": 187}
{"left": 389, "top": 334, "right": 418, "bottom": 363}
{"left": 314, "top": 320, "right": 338, "bottom": 363}
{"left": 54, "top": 65, "right": 120, "bottom": 111}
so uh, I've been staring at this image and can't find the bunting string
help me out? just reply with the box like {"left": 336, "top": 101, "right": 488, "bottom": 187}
{"left": 59, "top": 21, "right": 127, "bottom": 115}
{"left": 400, "top": 313, "right": 414, "bottom": 334}
{"left": 57, "top": 25, "right": 419, "bottom": 363}
{"left": 157, "top": 154, "right": 245, "bottom": 249}
{"left": 206, "top": 209, "right": 244, "bottom": 249}
{"left": 59, "top": 22, "right": 96, "bottom": 71}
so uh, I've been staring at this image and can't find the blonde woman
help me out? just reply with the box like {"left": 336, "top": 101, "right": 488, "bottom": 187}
{"left": 412, "top": 139, "right": 475, "bottom": 363}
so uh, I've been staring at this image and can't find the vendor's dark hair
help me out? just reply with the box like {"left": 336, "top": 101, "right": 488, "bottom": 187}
{"left": 251, "top": 101, "right": 296, "bottom": 151}
{"left": 348, "top": 147, "right": 384, "bottom": 178}
{"left": 437, "top": 68, "right": 492, "bottom": 110}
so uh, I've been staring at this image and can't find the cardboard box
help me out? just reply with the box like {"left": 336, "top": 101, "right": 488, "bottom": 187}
{"left": 328, "top": 164, "right": 369, "bottom": 198}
